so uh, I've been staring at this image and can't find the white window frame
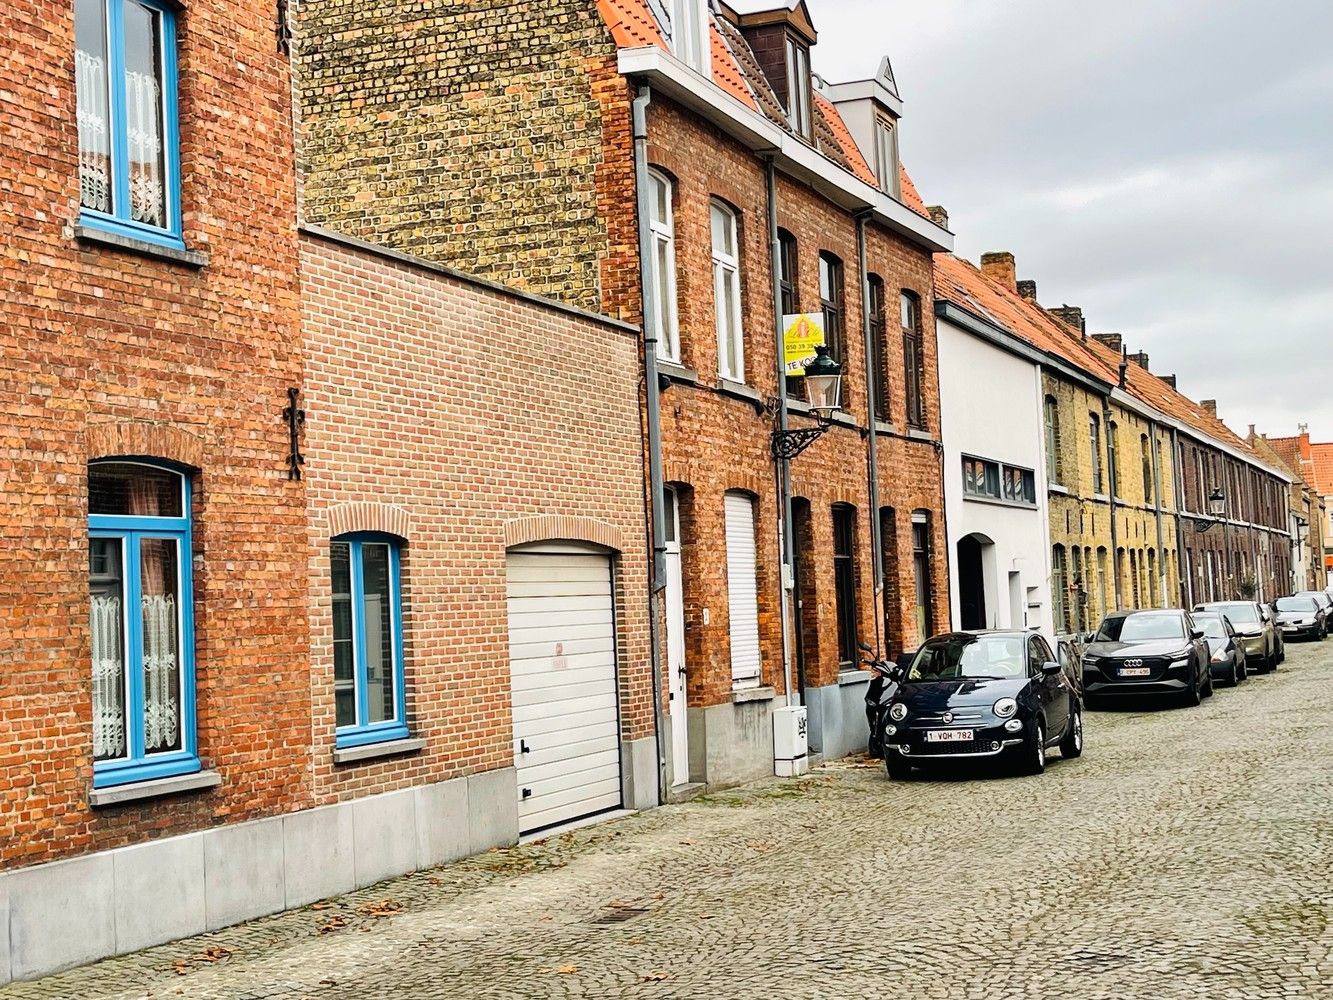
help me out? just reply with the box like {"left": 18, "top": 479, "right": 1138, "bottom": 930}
{"left": 874, "top": 116, "right": 901, "bottom": 197}
{"left": 670, "top": 0, "right": 710, "bottom": 75}
{"left": 647, "top": 169, "right": 681, "bottom": 363}
{"left": 785, "top": 35, "right": 811, "bottom": 139}
{"left": 711, "top": 200, "right": 744, "bottom": 382}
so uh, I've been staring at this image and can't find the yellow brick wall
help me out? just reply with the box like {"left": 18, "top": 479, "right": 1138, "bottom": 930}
{"left": 1044, "top": 373, "right": 1180, "bottom": 631}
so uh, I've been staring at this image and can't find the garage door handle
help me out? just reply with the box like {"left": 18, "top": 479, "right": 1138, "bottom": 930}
{"left": 520, "top": 739, "right": 531, "bottom": 755}
{"left": 522, "top": 787, "right": 533, "bottom": 800}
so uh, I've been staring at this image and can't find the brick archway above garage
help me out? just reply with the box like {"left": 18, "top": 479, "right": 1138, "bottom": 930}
{"left": 504, "top": 514, "right": 625, "bottom": 553}
{"left": 85, "top": 421, "right": 206, "bottom": 470}
{"left": 326, "top": 501, "right": 413, "bottom": 540}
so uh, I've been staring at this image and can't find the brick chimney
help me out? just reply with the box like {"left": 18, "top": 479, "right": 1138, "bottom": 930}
{"left": 1127, "top": 351, "right": 1150, "bottom": 370}
{"left": 926, "top": 205, "right": 949, "bottom": 229}
{"left": 1016, "top": 279, "right": 1037, "bottom": 303}
{"left": 1161, "top": 374, "right": 1177, "bottom": 389}
{"left": 1091, "top": 333, "right": 1123, "bottom": 355}
{"left": 1047, "top": 305, "right": 1085, "bottom": 337}
{"left": 1202, "top": 399, "right": 1217, "bottom": 418}
{"left": 980, "top": 251, "right": 1016, "bottom": 291}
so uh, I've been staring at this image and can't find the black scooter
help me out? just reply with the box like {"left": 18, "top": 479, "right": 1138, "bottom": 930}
{"left": 861, "top": 642, "right": 912, "bottom": 759}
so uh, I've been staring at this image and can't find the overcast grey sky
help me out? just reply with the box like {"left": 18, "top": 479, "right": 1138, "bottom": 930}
{"left": 813, "top": 0, "right": 1333, "bottom": 442}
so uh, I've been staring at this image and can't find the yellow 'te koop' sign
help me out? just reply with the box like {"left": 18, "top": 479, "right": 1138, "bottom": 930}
{"left": 782, "top": 313, "right": 824, "bottom": 376}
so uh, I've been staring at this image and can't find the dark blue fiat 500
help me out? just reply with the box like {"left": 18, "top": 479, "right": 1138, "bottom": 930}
{"left": 879, "top": 631, "right": 1082, "bottom": 779}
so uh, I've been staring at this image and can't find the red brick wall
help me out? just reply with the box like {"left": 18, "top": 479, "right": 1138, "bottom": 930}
{"left": 599, "top": 98, "right": 948, "bottom": 707}
{"left": 299, "top": 233, "right": 652, "bottom": 802}
{"left": 0, "top": 0, "right": 308, "bottom": 867}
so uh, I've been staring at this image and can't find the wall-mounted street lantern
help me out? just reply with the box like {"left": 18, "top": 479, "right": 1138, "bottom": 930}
{"left": 1195, "top": 487, "right": 1226, "bottom": 532}
{"left": 770, "top": 346, "right": 843, "bottom": 460}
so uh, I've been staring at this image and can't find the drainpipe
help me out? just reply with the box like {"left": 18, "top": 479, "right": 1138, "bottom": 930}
{"left": 765, "top": 155, "right": 797, "bottom": 709}
{"left": 855, "top": 211, "right": 884, "bottom": 656}
{"left": 1169, "top": 426, "right": 1189, "bottom": 606}
{"left": 1103, "top": 395, "right": 1121, "bottom": 609}
{"left": 632, "top": 84, "right": 667, "bottom": 803}
{"left": 1149, "top": 420, "right": 1167, "bottom": 606}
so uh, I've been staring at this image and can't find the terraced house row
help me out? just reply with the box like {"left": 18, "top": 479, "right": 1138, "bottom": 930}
{"left": 0, "top": 0, "right": 1315, "bottom": 982}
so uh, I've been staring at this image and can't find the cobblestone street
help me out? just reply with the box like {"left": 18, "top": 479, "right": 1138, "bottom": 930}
{"left": 9, "top": 641, "right": 1332, "bottom": 1000}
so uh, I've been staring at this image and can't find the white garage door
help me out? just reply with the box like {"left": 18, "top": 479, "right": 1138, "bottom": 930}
{"left": 507, "top": 548, "right": 622, "bottom": 834}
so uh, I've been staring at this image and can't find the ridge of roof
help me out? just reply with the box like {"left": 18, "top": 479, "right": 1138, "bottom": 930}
{"left": 933, "top": 253, "right": 1288, "bottom": 474}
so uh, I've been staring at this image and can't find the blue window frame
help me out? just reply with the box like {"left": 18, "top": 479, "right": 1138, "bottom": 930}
{"left": 74, "top": 0, "right": 184, "bottom": 249}
{"left": 331, "top": 534, "right": 409, "bottom": 748}
{"left": 88, "top": 461, "right": 199, "bottom": 788}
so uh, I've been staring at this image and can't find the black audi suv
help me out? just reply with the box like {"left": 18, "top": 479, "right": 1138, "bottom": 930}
{"left": 1081, "top": 609, "right": 1212, "bottom": 708}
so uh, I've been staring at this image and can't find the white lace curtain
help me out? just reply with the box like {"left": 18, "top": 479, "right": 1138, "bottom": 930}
{"left": 74, "top": 37, "right": 164, "bottom": 225}
{"left": 75, "top": 48, "right": 111, "bottom": 213}
{"left": 125, "top": 69, "right": 164, "bottom": 227}
{"left": 141, "top": 593, "right": 179, "bottom": 751}
{"left": 91, "top": 594, "right": 125, "bottom": 760}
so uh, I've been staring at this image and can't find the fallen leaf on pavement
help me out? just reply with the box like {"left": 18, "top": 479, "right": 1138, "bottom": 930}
{"left": 310, "top": 902, "right": 334, "bottom": 910}
{"left": 196, "top": 946, "right": 232, "bottom": 963}
{"left": 678, "top": 839, "right": 696, "bottom": 846}
{"left": 641, "top": 972, "right": 673, "bottom": 982}
{"left": 317, "top": 915, "right": 349, "bottom": 935}
{"left": 557, "top": 964, "right": 578, "bottom": 974}
{"left": 357, "top": 899, "right": 403, "bottom": 918}
{"left": 171, "top": 960, "right": 192, "bottom": 976}
{"left": 628, "top": 937, "right": 643, "bottom": 945}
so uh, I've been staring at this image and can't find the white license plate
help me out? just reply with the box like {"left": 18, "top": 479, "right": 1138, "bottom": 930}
{"left": 926, "top": 729, "right": 973, "bottom": 743}
{"left": 1119, "top": 667, "right": 1152, "bottom": 677}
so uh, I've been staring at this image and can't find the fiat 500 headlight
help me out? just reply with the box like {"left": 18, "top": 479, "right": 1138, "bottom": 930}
{"left": 888, "top": 703, "right": 908, "bottom": 722}
{"left": 993, "top": 697, "right": 1018, "bottom": 718}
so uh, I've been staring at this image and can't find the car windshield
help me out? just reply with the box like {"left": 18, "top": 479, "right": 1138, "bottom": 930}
{"left": 1276, "top": 597, "right": 1316, "bottom": 612}
{"left": 1208, "top": 603, "right": 1257, "bottom": 624}
{"left": 1195, "top": 616, "right": 1226, "bottom": 639}
{"left": 907, "top": 635, "right": 1026, "bottom": 681}
{"left": 1298, "top": 592, "right": 1330, "bottom": 606}
{"left": 1095, "top": 614, "right": 1185, "bottom": 642}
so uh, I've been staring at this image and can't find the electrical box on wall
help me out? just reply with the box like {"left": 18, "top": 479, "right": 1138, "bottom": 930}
{"left": 773, "top": 705, "right": 808, "bottom": 777}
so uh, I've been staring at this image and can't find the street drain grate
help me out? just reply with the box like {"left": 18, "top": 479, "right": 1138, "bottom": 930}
{"left": 592, "top": 907, "right": 648, "bottom": 925}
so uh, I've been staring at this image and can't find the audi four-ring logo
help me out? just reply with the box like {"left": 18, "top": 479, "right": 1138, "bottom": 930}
{"left": 1124, "top": 658, "right": 1144, "bottom": 668}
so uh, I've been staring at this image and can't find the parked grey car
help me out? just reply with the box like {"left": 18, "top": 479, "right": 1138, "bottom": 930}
{"left": 1194, "top": 601, "right": 1283, "bottom": 671}
{"left": 1274, "top": 595, "right": 1327, "bottom": 640}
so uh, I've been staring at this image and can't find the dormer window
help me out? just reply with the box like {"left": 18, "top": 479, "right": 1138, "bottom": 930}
{"left": 670, "top": 0, "right": 710, "bottom": 74}
{"left": 874, "top": 115, "right": 901, "bottom": 198}
{"left": 785, "top": 35, "right": 812, "bottom": 139}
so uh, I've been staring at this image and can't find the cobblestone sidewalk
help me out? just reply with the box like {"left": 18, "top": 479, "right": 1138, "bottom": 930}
{"left": 7, "top": 642, "right": 1333, "bottom": 1000}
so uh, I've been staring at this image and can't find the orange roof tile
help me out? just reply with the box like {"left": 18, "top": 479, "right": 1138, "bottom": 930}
{"left": 710, "top": 21, "right": 757, "bottom": 110}
{"left": 597, "top": 0, "right": 667, "bottom": 50}
{"left": 899, "top": 165, "right": 929, "bottom": 218}
{"left": 1310, "top": 443, "right": 1333, "bottom": 494}
{"left": 814, "top": 93, "right": 876, "bottom": 186}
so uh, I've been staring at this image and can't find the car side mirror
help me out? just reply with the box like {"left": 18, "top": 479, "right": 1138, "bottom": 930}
{"left": 1082, "top": 632, "right": 1097, "bottom": 644}
{"left": 1041, "top": 661, "right": 1062, "bottom": 676}
{"left": 1190, "top": 629, "right": 1205, "bottom": 641}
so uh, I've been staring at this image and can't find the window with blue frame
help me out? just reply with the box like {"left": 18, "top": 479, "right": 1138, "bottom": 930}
{"left": 88, "top": 461, "right": 199, "bottom": 787}
{"left": 331, "top": 535, "right": 408, "bottom": 748}
{"left": 74, "top": 0, "right": 183, "bottom": 249}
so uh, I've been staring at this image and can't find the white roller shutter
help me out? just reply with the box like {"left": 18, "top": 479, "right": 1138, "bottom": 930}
{"left": 725, "top": 493, "right": 762, "bottom": 686}
{"left": 507, "top": 549, "right": 621, "bottom": 834}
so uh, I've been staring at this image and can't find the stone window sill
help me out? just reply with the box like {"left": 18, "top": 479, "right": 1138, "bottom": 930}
{"left": 963, "top": 493, "right": 1039, "bottom": 512}
{"left": 657, "top": 361, "right": 699, "bottom": 386}
{"left": 332, "top": 737, "right": 426, "bottom": 765}
{"left": 1048, "top": 483, "right": 1070, "bottom": 496}
{"left": 89, "top": 769, "right": 221, "bottom": 808}
{"left": 874, "top": 420, "right": 899, "bottom": 435}
{"left": 907, "top": 427, "right": 934, "bottom": 442}
{"left": 75, "top": 225, "right": 208, "bottom": 268}
{"left": 717, "top": 379, "right": 764, "bottom": 409}
{"left": 732, "top": 685, "right": 776, "bottom": 705}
